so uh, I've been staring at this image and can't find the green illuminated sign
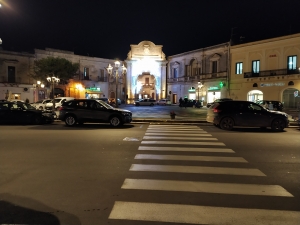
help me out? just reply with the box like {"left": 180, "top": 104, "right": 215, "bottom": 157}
{"left": 208, "top": 86, "right": 219, "bottom": 91}
{"left": 86, "top": 87, "right": 100, "bottom": 91}
{"left": 219, "top": 82, "right": 224, "bottom": 88}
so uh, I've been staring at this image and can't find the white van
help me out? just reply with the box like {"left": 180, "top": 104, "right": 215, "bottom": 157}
{"left": 45, "top": 97, "right": 74, "bottom": 110}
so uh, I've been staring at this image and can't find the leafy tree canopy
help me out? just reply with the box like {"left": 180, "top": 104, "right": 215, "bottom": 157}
{"left": 32, "top": 57, "right": 79, "bottom": 82}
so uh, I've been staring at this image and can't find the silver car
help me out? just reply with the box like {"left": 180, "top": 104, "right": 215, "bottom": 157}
{"left": 135, "top": 98, "right": 156, "bottom": 106}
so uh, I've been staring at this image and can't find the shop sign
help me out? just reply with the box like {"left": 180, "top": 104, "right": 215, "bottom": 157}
{"left": 86, "top": 87, "right": 100, "bottom": 91}
{"left": 260, "top": 82, "right": 285, "bottom": 87}
{"left": 208, "top": 86, "right": 219, "bottom": 91}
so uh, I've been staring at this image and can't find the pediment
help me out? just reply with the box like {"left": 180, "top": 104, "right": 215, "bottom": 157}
{"left": 210, "top": 53, "right": 221, "bottom": 61}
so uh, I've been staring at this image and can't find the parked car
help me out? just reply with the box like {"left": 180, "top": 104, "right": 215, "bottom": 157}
{"left": 180, "top": 99, "right": 202, "bottom": 108}
{"left": 206, "top": 98, "right": 233, "bottom": 108}
{"left": 0, "top": 101, "right": 54, "bottom": 125}
{"left": 108, "top": 98, "right": 121, "bottom": 106}
{"left": 58, "top": 99, "right": 132, "bottom": 127}
{"left": 135, "top": 98, "right": 156, "bottom": 106}
{"left": 256, "top": 100, "right": 283, "bottom": 111}
{"left": 157, "top": 99, "right": 171, "bottom": 106}
{"left": 206, "top": 100, "right": 289, "bottom": 131}
{"left": 31, "top": 99, "right": 52, "bottom": 110}
{"left": 45, "top": 97, "right": 75, "bottom": 110}
{"left": 94, "top": 97, "right": 109, "bottom": 103}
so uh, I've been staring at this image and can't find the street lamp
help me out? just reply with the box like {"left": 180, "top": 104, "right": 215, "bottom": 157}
{"left": 106, "top": 60, "right": 127, "bottom": 108}
{"left": 47, "top": 76, "right": 60, "bottom": 111}
{"left": 197, "top": 81, "right": 203, "bottom": 101}
{"left": 33, "top": 80, "right": 45, "bottom": 102}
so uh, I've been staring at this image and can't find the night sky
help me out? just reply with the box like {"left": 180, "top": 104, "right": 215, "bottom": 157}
{"left": 0, "top": 0, "right": 300, "bottom": 60}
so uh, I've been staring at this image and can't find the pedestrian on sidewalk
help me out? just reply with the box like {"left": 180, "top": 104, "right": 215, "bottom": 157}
{"left": 184, "top": 97, "right": 188, "bottom": 108}
{"left": 179, "top": 97, "right": 183, "bottom": 107}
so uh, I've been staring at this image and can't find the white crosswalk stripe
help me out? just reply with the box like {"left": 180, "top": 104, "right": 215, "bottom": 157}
{"left": 134, "top": 154, "right": 247, "bottom": 162}
{"left": 109, "top": 124, "right": 297, "bottom": 224}
{"left": 143, "top": 136, "right": 215, "bottom": 140}
{"left": 130, "top": 164, "right": 266, "bottom": 176}
{"left": 109, "top": 201, "right": 300, "bottom": 225}
{"left": 138, "top": 146, "right": 235, "bottom": 153}
{"left": 145, "top": 132, "right": 209, "bottom": 135}
{"left": 141, "top": 140, "right": 225, "bottom": 145}
{"left": 122, "top": 178, "right": 293, "bottom": 197}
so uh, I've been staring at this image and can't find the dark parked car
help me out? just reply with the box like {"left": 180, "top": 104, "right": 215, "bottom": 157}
{"left": 58, "top": 99, "right": 132, "bottom": 127}
{"left": 0, "top": 101, "right": 54, "bottom": 125}
{"left": 206, "top": 98, "right": 233, "bottom": 108}
{"left": 206, "top": 100, "right": 289, "bottom": 131}
{"left": 256, "top": 100, "right": 283, "bottom": 111}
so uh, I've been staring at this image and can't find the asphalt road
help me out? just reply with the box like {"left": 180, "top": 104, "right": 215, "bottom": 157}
{"left": 0, "top": 121, "right": 299, "bottom": 225}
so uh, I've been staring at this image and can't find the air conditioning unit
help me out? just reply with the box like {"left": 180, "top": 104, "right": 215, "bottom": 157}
{"left": 23, "top": 87, "right": 29, "bottom": 92}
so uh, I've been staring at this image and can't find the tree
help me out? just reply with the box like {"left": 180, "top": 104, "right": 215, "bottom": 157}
{"left": 32, "top": 57, "right": 79, "bottom": 83}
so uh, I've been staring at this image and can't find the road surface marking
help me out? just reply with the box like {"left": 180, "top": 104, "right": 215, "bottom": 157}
{"left": 109, "top": 201, "right": 300, "bottom": 225}
{"left": 130, "top": 164, "right": 266, "bottom": 176}
{"left": 145, "top": 132, "right": 208, "bottom": 135}
{"left": 143, "top": 136, "right": 215, "bottom": 141}
{"left": 138, "top": 146, "right": 234, "bottom": 152}
{"left": 141, "top": 141, "right": 225, "bottom": 146}
{"left": 122, "top": 179, "right": 293, "bottom": 197}
{"left": 145, "top": 130, "right": 206, "bottom": 133}
{"left": 134, "top": 154, "right": 247, "bottom": 162}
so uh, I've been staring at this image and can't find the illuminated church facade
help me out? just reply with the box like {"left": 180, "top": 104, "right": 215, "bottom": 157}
{"left": 125, "top": 41, "right": 167, "bottom": 102}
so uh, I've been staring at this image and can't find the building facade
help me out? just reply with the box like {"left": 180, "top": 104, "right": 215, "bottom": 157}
{"left": 0, "top": 48, "right": 117, "bottom": 102}
{"left": 230, "top": 33, "right": 300, "bottom": 109}
{"left": 167, "top": 43, "right": 229, "bottom": 105}
{"left": 125, "top": 41, "right": 168, "bottom": 103}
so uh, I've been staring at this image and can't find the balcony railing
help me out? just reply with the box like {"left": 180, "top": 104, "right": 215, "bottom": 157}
{"left": 167, "top": 71, "right": 227, "bottom": 83}
{"left": 244, "top": 69, "right": 300, "bottom": 78}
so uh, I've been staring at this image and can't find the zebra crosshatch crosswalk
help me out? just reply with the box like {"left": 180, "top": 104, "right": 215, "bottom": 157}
{"left": 108, "top": 124, "right": 299, "bottom": 225}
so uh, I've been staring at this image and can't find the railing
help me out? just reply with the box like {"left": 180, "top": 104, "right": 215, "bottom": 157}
{"left": 244, "top": 68, "right": 300, "bottom": 78}
{"left": 167, "top": 71, "right": 227, "bottom": 83}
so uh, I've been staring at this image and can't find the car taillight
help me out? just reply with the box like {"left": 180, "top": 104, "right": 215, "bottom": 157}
{"left": 59, "top": 106, "right": 64, "bottom": 111}
{"left": 213, "top": 107, "right": 222, "bottom": 113}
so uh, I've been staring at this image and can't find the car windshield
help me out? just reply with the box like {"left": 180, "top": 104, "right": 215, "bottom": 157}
{"left": 54, "top": 99, "right": 61, "bottom": 103}
{"left": 96, "top": 100, "right": 114, "bottom": 109}
{"left": 20, "top": 103, "right": 36, "bottom": 110}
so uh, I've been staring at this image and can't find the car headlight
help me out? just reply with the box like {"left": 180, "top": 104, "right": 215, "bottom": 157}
{"left": 122, "top": 112, "right": 131, "bottom": 116}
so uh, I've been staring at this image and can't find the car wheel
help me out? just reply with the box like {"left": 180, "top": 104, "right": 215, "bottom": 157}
{"left": 65, "top": 115, "right": 77, "bottom": 126}
{"left": 271, "top": 118, "right": 285, "bottom": 132}
{"left": 110, "top": 116, "right": 121, "bottom": 127}
{"left": 220, "top": 117, "right": 234, "bottom": 130}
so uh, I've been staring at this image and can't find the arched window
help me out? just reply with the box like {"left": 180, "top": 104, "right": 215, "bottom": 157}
{"left": 288, "top": 81, "right": 294, "bottom": 86}
{"left": 253, "top": 83, "right": 258, "bottom": 87}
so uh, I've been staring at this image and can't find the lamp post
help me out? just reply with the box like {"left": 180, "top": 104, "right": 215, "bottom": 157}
{"left": 106, "top": 60, "right": 127, "bottom": 108}
{"left": 197, "top": 81, "right": 203, "bottom": 101}
{"left": 47, "top": 76, "right": 60, "bottom": 111}
{"left": 33, "top": 80, "right": 45, "bottom": 102}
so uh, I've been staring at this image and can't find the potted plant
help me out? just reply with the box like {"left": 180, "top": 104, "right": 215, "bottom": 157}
{"left": 170, "top": 111, "right": 176, "bottom": 119}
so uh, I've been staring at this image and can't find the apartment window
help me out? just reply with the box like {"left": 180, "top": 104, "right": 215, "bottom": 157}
{"left": 98, "top": 69, "right": 106, "bottom": 81}
{"left": 287, "top": 55, "right": 297, "bottom": 70}
{"left": 212, "top": 61, "right": 217, "bottom": 73}
{"left": 252, "top": 60, "right": 260, "bottom": 74}
{"left": 8, "top": 66, "right": 16, "bottom": 83}
{"left": 174, "top": 68, "right": 178, "bottom": 78}
{"left": 236, "top": 62, "right": 243, "bottom": 74}
{"left": 83, "top": 67, "right": 89, "bottom": 80}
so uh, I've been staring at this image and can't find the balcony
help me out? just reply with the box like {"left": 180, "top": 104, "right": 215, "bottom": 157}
{"left": 244, "top": 69, "right": 300, "bottom": 78}
{"left": 167, "top": 71, "right": 227, "bottom": 83}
